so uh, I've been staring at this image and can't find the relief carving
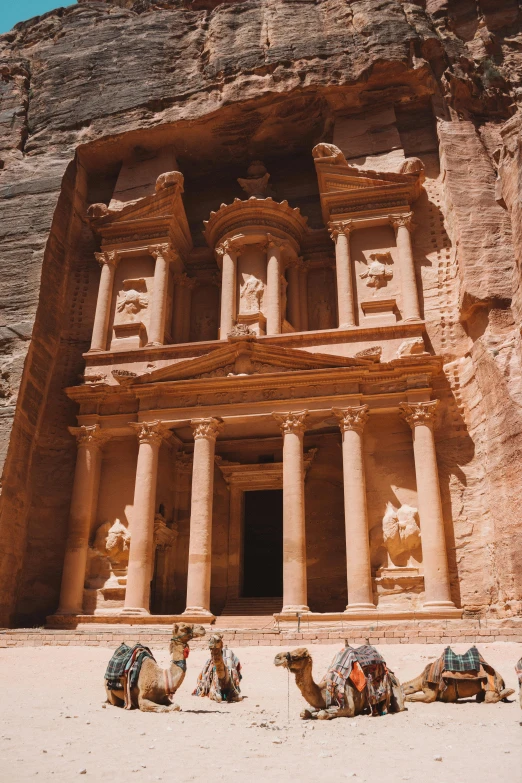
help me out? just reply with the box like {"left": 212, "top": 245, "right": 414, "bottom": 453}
{"left": 382, "top": 502, "right": 422, "bottom": 562}
{"left": 93, "top": 519, "right": 131, "bottom": 569}
{"left": 360, "top": 252, "right": 393, "bottom": 288}
{"left": 239, "top": 273, "right": 264, "bottom": 315}
{"left": 237, "top": 161, "right": 273, "bottom": 198}
{"left": 396, "top": 336, "right": 426, "bottom": 357}
{"left": 228, "top": 323, "right": 256, "bottom": 339}
{"left": 116, "top": 278, "right": 148, "bottom": 320}
{"left": 312, "top": 143, "right": 347, "bottom": 166}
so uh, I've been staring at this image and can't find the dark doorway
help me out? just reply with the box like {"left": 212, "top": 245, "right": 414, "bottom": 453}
{"left": 242, "top": 489, "right": 283, "bottom": 598}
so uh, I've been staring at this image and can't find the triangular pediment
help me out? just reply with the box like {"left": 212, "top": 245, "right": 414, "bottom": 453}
{"left": 135, "top": 340, "right": 372, "bottom": 385}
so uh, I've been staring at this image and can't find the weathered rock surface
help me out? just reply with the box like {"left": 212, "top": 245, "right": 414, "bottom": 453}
{"left": 1, "top": 0, "right": 522, "bottom": 624}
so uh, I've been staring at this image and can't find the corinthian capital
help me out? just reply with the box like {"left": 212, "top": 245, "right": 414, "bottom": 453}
{"left": 389, "top": 213, "right": 414, "bottom": 231}
{"left": 94, "top": 250, "right": 119, "bottom": 268}
{"left": 399, "top": 400, "right": 439, "bottom": 429}
{"left": 69, "top": 424, "right": 110, "bottom": 449}
{"left": 216, "top": 236, "right": 244, "bottom": 259}
{"left": 129, "top": 420, "right": 168, "bottom": 446}
{"left": 191, "top": 417, "right": 224, "bottom": 441}
{"left": 332, "top": 405, "right": 370, "bottom": 434}
{"left": 148, "top": 243, "right": 171, "bottom": 260}
{"left": 273, "top": 410, "right": 309, "bottom": 435}
{"left": 328, "top": 221, "right": 354, "bottom": 241}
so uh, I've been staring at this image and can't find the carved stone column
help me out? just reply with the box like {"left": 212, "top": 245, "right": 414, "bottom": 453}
{"left": 90, "top": 251, "right": 119, "bottom": 352}
{"left": 217, "top": 241, "right": 238, "bottom": 339}
{"left": 123, "top": 421, "right": 165, "bottom": 615}
{"left": 147, "top": 244, "right": 171, "bottom": 346}
{"left": 183, "top": 417, "right": 224, "bottom": 617}
{"left": 298, "top": 261, "right": 309, "bottom": 332}
{"left": 286, "top": 259, "right": 301, "bottom": 331}
{"left": 329, "top": 222, "right": 355, "bottom": 329}
{"left": 390, "top": 214, "right": 421, "bottom": 321}
{"left": 57, "top": 425, "right": 109, "bottom": 614}
{"left": 333, "top": 406, "right": 376, "bottom": 611}
{"left": 266, "top": 235, "right": 283, "bottom": 335}
{"left": 273, "top": 411, "right": 310, "bottom": 614}
{"left": 399, "top": 401, "right": 454, "bottom": 608}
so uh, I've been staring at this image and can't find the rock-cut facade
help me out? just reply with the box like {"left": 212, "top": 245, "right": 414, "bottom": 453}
{"left": 0, "top": 0, "right": 521, "bottom": 627}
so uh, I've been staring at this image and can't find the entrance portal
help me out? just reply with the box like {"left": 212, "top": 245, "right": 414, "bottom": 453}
{"left": 242, "top": 489, "right": 283, "bottom": 598}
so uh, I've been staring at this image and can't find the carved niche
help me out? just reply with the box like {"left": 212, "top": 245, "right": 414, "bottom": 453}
{"left": 116, "top": 278, "right": 148, "bottom": 320}
{"left": 382, "top": 502, "right": 422, "bottom": 564}
{"left": 308, "top": 268, "right": 336, "bottom": 331}
{"left": 360, "top": 252, "right": 393, "bottom": 289}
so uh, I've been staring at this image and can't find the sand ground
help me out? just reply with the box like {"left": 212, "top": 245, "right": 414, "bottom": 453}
{"left": 0, "top": 641, "right": 520, "bottom": 783}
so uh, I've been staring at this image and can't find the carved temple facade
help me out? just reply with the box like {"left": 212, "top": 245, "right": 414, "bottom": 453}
{"left": 51, "top": 145, "right": 462, "bottom": 624}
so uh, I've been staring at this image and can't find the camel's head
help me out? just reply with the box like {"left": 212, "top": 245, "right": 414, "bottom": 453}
{"left": 274, "top": 647, "right": 311, "bottom": 673}
{"left": 208, "top": 633, "right": 224, "bottom": 651}
{"left": 170, "top": 623, "right": 206, "bottom": 652}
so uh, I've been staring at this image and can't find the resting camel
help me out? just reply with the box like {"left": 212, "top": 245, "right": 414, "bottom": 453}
{"left": 402, "top": 662, "right": 514, "bottom": 704}
{"left": 274, "top": 647, "right": 405, "bottom": 720}
{"left": 105, "top": 623, "right": 205, "bottom": 712}
{"left": 193, "top": 632, "right": 242, "bottom": 702}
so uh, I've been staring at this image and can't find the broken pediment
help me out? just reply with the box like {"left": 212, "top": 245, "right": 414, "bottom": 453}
{"left": 87, "top": 171, "right": 192, "bottom": 256}
{"left": 134, "top": 340, "right": 373, "bottom": 385}
{"left": 312, "top": 143, "right": 424, "bottom": 225}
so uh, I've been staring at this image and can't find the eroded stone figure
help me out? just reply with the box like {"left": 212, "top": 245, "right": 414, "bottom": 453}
{"left": 382, "top": 502, "right": 421, "bottom": 561}
{"left": 239, "top": 273, "right": 264, "bottom": 314}
{"left": 117, "top": 279, "right": 148, "bottom": 319}
{"left": 360, "top": 252, "right": 393, "bottom": 288}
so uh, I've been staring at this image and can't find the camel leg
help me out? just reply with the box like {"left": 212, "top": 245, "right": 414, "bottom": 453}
{"left": 485, "top": 688, "right": 514, "bottom": 703}
{"left": 137, "top": 696, "right": 174, "bottom": 713}
{"left": 105, "top": 686, "right": 125, "bottom": 708}
{"left": 404, "top": 690, "right": 437, "bottom": 703}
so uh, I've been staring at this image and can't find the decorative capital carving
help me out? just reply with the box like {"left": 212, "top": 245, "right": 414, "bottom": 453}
{"left": 191, "top": 417, "right": 224, "bottom": 441}
{"left": 155, "top": 170, "right": 184, "bottom": 193}
{"left": 389, "top": 213, "right": 414, "bottom": 231}
{"left": 399, "top": 400, "right": 439, "bottom": 429}
{"left": 173, "top": 272, "right": 197, "bottom": 289}
{"left": 69, "top": 424, "right": 110, "bottom": 449}
{"left": 227, "top": 323, "right": 256, "bottom": 339}
{"left": 148, "top": 243, "right": 171, "bottom": 261}
{"left": 129, "top": 420, "right": 168, "bottom": 446}
{"left": 332, "top": 405, "right": 370, "bottom": 434}
{"left": 328, "top": 221, "right": 354, "bottom": 241}
{"left": 95, "top": 250, "right": 119, "bottom": 268}
{"left": 273, "top": 410, "right": 309, "bottom": 435}
{"left": 216, "top": 237, "right": 243, "bottom": 259}
{"left": 266, "top": 233, "right": 287, "bottom": 252}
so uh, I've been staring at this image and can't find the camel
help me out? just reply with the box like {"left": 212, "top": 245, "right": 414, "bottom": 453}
{"left": 193, "top": 632, "right": 242, "bottom": 702}
{"left": 515, "top": 657, "right": 522, "bottom": 709}
{"left": 274, "top": 647, "right": 405, "bottom": 720}
{"left": 402, "top": 662, "right": 515, "bottom": 704}
{"left": 105, "top": 623, "right": 205, "bottom": 712}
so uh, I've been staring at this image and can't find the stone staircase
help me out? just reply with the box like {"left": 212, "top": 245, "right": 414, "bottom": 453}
{"left": 220, "top": 597, "right": 283, "bottom": 616}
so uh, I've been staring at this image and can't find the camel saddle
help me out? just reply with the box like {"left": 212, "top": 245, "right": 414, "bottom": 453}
{"left": 427, "top": 646, "right": 497, "bottom": 692}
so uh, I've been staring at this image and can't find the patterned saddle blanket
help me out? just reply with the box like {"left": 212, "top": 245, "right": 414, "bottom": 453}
{"left": 426, "top": 646, "right": 497, "bottom": 692}
{"left": 104, "top": 643, "right": 155, "bottom": 708}
{"left": 192, "top": 648, "right": 242, "bottom": 702}
{"left": 324, "top": 645, "right": 393, "bottom": 712}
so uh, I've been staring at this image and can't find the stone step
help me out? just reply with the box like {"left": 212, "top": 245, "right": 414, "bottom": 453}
{"left": 221, "top": 597, "right": 283, "bottom": 615}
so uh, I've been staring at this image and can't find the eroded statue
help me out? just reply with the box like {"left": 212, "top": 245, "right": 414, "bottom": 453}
{"left": 240, "top": 274, "right": 264, "bottom": 314}
{"left": 93, "top": 518, "right": 131, "bottom": 568}
{"left": 117, "top": 278, "right": 148, "bottom": 319}
{"left": 382, "top": 502, "right": 421, "bottom": 561}
{"left": 360, "top": 252, "right": 393, "bottom": 288}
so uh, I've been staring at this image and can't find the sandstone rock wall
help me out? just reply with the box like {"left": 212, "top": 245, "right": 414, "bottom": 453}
{"left": 1, "top": 0, "right": 522, "bottom": 624}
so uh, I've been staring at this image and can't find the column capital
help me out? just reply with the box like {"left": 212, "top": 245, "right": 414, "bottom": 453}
{"left": 328, "top": 220, "right": 354, "bottom": 241}
{"left": 129, "top": 420, "right": 168, "bottom": 446}
{"left": 266, "top": 233, "right": 288, "bottom": 251}
{"left": 148, "top": 243, "right": 171, "bottom": 260}
{"left": 389, "top": 212, "right": 414, "bottom": 231}
{"left": 173, "top": 272, "right": 197, "bottom": 289}
{"left": 191, "top": 417, "right": 224, "bottom": 441}
{"left": 68, "top": 424, "right": 110, "bottom": 449}
{"left": 94, "top": 250, "right": 119, "bottom": 268}
{"left": 332, "top": 405, "right": 370, "bottom": 434}
{"left": 399, "top": 400, "right": 439, "bottom": 429}
{"left": 273, "top": 410, "right": 309, "bottom": 435}
{"left": 216, "top": 238, "right": 242, "bottom": 258}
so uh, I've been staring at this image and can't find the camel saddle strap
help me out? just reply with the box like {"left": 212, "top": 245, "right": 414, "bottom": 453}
{"left": 164, "top": 669, "right": 176, "bottom": 701}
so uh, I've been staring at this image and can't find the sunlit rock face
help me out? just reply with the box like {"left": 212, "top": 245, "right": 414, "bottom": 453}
{"left": 0, "top": 0, "right": 521, "bottom": 627}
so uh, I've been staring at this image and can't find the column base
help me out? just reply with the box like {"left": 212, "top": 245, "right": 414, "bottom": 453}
{"left": 182, "top": 606, "right": 216, "bottom": 620}
{"left": 86, "top": 348, "right": 104, "bottom": 354}
{"left": 120, "top": 607, "right": 151, "bottom": 616}
{"left": 145, "top": 341, "right": 163, "bottom": 348}
{"left": 56, "top": 607, "right": 83, "bottom": 616}
{"left": 338, "top": 323, "right": 354, "bottom": 330}
{"left": 344, "top": 603, "right": 377, "bottom": 613}
{"left": 280, "top": 605, "right": 310, "bottom": 615}
{"left": 422, "top": 600, "right": 456, "bottom": 609}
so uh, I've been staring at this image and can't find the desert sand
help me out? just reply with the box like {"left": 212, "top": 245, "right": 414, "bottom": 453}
{"left": 0, "top": 641, "right": 520, "bottom": 783}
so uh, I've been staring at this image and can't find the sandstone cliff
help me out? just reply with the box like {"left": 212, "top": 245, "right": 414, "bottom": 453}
{"left": 1, "top": 0, "right": 522, "bottom": 624}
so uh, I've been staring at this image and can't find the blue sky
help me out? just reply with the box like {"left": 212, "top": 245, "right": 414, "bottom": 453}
{"left": 0, "top": 1, "right": 76, "bottom": 34}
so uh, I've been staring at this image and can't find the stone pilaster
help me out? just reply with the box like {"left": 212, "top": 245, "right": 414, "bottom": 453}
{"left": 399, "top": 401, "right": 455, "bottom": 608}
{"left": 57, "top": 425, "right": 109, "bottom": 614}
{"left": 89, "top": 251, "right": 119, "bottom": 352}
{"left": 329, "top": 222, "right": 355, "bottom": 329}
{"left": 183, "top": 417, "right": 224, "bottom": 617}
{"left": 390, "top": 213, "right": 421, "bottom": 321}
{"left": 333, "top": 406, "right": 376, "bottom": 611}
{"left": 147, "top": 244, "right": 173, "bottom": 346}
{"left": 273, "top": 410, "right": 310, "bottom": 614}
